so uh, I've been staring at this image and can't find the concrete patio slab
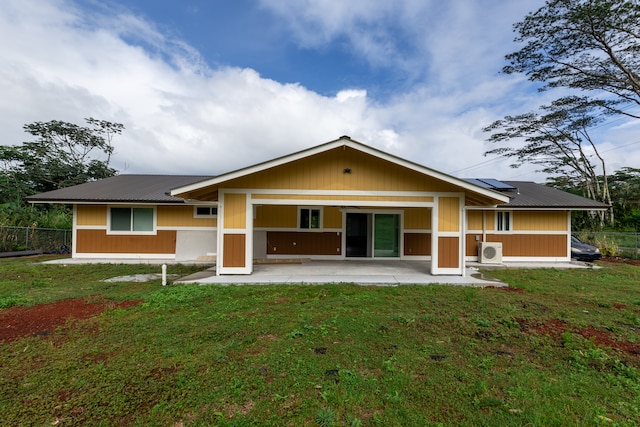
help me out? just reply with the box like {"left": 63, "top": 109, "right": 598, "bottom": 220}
{"left": 175, "top": 260, "right": 508, "bottom": 287}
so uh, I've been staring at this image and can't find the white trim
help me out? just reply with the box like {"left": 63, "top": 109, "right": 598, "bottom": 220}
{"left": 404, "top": 229, "right": 432, "bottom": 234}
{"left": 254, "top": 199, "right": 433, "bottom": 208}
{"left": 466, "top": 206, "right": 608, "bottom": 211}
{"left": 250, "top": 188, "right": 439, "bottom": 197}
{"left": 255, "top": 227, "right": 342, "bottom": 233}
{"left": 157, "top": 226, "right": 218, "bottom": 231}
{"left": 170, "top": 137, "right": 510, "bottom": 203}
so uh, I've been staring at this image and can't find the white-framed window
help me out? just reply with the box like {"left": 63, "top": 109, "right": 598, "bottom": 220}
{"left": 496, "top": 211, "right": 512, "bottom": 231}
{"left": 194, "top": 206, "right": 218, "bottom": 218}
{"left": 299, "top": 207, "right": 322, "bottom": 230}
{"left": 109, "top": 206, "right": 155, "bottom": 233}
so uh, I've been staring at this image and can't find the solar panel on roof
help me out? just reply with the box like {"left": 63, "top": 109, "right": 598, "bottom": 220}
{"left": 462, "top": 178, "right": 492, "bottom": 189}
{"left": 462, "top": 178, "right": 517, "bottom": 191}
{"left": 478, "top": 179, "right": 517, "bottom": 190}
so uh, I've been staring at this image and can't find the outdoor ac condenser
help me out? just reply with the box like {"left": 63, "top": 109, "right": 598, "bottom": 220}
{"left": 478, "top": 242, "right": 502, "bottom": 264}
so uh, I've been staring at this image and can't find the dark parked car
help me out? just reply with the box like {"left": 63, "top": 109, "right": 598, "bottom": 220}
{"left": 571, "top": 236, "right": 602, "bottom": 261}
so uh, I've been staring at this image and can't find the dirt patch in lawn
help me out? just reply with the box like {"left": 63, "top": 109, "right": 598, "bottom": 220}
{"left": 600, "top": 257, "right": 640, "bottom": 266}
{"left": 0, "top": 297, "right": 142, "bottom": 343}
{"left": 517, "top": 317, "right": 640, "bottom": 356}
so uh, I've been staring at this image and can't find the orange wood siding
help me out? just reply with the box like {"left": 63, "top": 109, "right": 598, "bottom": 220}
{"left": 76, "top": 205, "right": 107, "bottom": 226}
{"left": 75, "top": 230, "right": 175, "bottom": 254}
{"left": 467, "top": 211, "right": 483, "bottom": 231}
{"left": 324, "top": 207, "right": 342, "bottom": 229}
{"left": 223, "top": 234, "right": 246, "bottom": 267}
{"left": 404, "top": 233, "right": 431, "bottom": 256}
{"left": 223, "top": 193, "right": 247, "bottom": 229}
{"left": 466, "top": 234, "right": 482, "bottom": 256}
{"left": 513, "top": 211, "right": 568, "bottom": 231}
{"left": 438, "top": 236, "right": 459, "bottom": 268}
{"left": 438, "top": 197, "right": 460, "bottom": 232}
{"left": 266, "top": 231, "right": 342, "bottom": 255}
{"left": 254, "top": 205, "right": 297, "bottom": 228}
{"left": 404, "top": 208, "right": 431, "bottom": 230}
{"left": 223, "top": 147, "right": 463, "bottom": 192}
{"left": 487, "top": 234, "right": 568, "bottom": 257}
{"left": 157, "top": 206, "right": 217, "bottom": 227}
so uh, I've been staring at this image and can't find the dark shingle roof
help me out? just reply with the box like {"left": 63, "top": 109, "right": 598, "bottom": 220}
{"left": 26, "top": 175, "right": 214, "bottom": 204}
{"left": 498, "top": 181, "right": 609, "bottom": 209}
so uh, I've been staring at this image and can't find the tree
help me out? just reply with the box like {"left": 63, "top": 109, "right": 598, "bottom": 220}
{"left": 0, "top": 118, "right": 123, "bottom": 204}
{"left": 504, "top": 0, "right": 640, "bottom": 117}
{"left": 485, "top": 0, "right": 640, "bottom": 227}
{"left": 483, "top": 96, "right": 613, "bottom": 224}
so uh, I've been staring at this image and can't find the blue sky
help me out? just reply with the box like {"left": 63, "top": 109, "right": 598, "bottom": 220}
{"left": 1, "top": 0, "right": 638, "bottom": 181}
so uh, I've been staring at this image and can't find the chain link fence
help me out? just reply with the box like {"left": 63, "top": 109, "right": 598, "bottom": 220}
{"left": 574, "top": 231, "right": 640, "bottom": 259}
{"left": 0, "top": 226, "right": 71, "bottom": 254}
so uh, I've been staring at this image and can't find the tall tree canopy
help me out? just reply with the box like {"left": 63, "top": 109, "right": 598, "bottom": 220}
{"left": 0, "top": 118, "right": 124, "bottom": 204}
{"left": 504, "top": 0, "right": 640, "bottom": 115}
{"left": 485, "top": 0, "right": 640, "bottom": 227}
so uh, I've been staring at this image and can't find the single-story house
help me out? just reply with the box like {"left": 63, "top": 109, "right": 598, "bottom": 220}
{"left": 27, "top": 136, "right": 608, "bottom": 275}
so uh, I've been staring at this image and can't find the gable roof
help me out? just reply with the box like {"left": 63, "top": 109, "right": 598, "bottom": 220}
{"left": 170, "top": 136, "right": 511, "bottom": 204}
{"left": 499, "top": 181, "right": 609, "bottom": 210}
{"left": 26, "top": 175, "right": 214, "bottom": 204}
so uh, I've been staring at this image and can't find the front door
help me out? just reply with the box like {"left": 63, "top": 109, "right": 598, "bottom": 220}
{"left": 346, "top": 212, "right": 400, "bottom": 258}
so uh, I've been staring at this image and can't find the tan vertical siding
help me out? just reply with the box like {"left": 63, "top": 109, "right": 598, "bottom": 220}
{"left": 404, "top": 233, "right": 431, "bottom": 256}
{"left": 485, "top": 211, "right": 495, "bottom": 231}
{"left": 438, "top": 197, "right": 460, "bottom": 232}
{"left": 467, "top": 211, "right": 483, "bottom": 230}
{"left": 76, "top": 205, "right": 107, "bottom": 226}
{"left": 223, "top": 234, "right": 246, "bottom": 267}
{"left": 223, "top": 193, "right": 247, "bottom": 229}
{"left": 324, "top": 207, "right": 342, "bottom": 229}
{"left": 157, "top": 206, "right": 217, "bottom": 227}
{"left": 513, "top": 211, "right": 568, "bottom": 231}
{"left": 75, "top": 230, "right": 175, "bottom": 253}
{"left": 438, "top": 236, "right": 459, "bottom": 268}
{"left": 404, "top": 208, "right": 431, "bottom": 230}
{"left": 222, "top": 147, "right": 463, "bottom": 192}
{"left": 254, "top": 205, "right": 297, "bottom": 228}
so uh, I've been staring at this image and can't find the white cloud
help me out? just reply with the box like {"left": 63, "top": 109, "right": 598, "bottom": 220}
{"left": 1, "top": 0, "right": 633, "bottom": 187}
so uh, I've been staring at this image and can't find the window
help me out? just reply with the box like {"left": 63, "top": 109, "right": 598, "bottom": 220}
{"left": 496, "top": 211, "right": 511, "bottom": 231}
{"left": 194, "top": 206, "right": 218, "bottom": 217}
{"left": 299, "top": 207, "right": 321, "bottom": 229}
{"left": 110, "top": 207, "right": 154, "bottom": 232}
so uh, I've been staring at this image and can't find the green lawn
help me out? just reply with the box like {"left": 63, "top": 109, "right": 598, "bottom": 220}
{"left": 1, "top": 256, "right": 640, "bottom": 426}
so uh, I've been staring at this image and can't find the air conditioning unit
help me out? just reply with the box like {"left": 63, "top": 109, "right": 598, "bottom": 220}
{"left": 478, "top": 242, "right": 502, "bottom": 264}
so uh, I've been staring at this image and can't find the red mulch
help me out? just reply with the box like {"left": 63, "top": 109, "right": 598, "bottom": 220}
{"left": 517, "top": 317, "right": 640, "bottom": 356}
{"left": 0, "top": 298, "right": 142, "bottom": 343}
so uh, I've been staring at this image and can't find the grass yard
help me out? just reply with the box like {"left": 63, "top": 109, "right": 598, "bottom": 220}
{"left": 1, "top": 256, "right": 640, "bottom": 426}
